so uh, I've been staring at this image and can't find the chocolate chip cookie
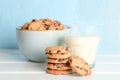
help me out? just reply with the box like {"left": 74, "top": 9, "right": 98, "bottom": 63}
{"left": 47, "top": 57, "right": 69, "bottom": 63}
{"left": 48, "top": 20, "right": 64, "bottom": 30}
{"left": 47, "top": 63, "right": 71, "bottom": 70}
{"left": 69, "top": 56, "right": 92, "bottom": 76}
{"left": 45, "top": 46, "right": 71, "bottom": 58}
{"left": 46, "top": 68, "right": 72, "bottom": 75}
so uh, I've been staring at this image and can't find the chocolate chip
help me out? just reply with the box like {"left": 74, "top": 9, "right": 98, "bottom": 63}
{"left": 55, "top": 64, "right": 62, "bottom": 68}
{"left": 42, "top": 20, "right": 45, "bottom": 23}
{"left": 57, "top": 50, "right": 61, "bottom": 53}
{"left": 48, "top": 62, "right": 52, "bottom": 64}
{"left": 53, "top": 64, "right": 56, "bottom": 66}
{"left": 56, "top": 28, "right": 58, "bottom": 30}
{"left": 32, "top": 19, "right": 37, "bottom": 22}
{"left": 58, "top": 58, "right": 62, "bottom": 62}
{"left": 26, "top": 27, "right": 28, "bottom": 29}
{"left": 56, "top": 66, "right": 60, "bottom": 68}
{"left": 46, "top": 27, "right": 49, "bottom": 30}
{"left": 66, "top": 62, "right": 70, "bottom": 66}
{"left": 44, "top": 25, "right": 48, "bottom": 29}
{"left": 65, "top": 47, "right": 68, "bottom": 51}
{"left": 47, "top": 68, "right": 51, "bottom": 70}
{"left": 49, "top": 50, "right": 51, "bottom": 53}
{"left": 46, "top": 52, "right": 49, "bottom": 54}
{"left": 83, "top": 68, "right": 88, "bottom": 73}
{"left": 61, "top": 53, "right": 64, "bottom": 55}
{"left": 75, "top": 66, "right": 80, "bottom": 69}
{"left": 69, "top": 59, "right": 73, "bottom": 63}
{"left": 56, "top": 22, "right": 60, "bottom": 26}
{"left": 84, "top": 62, "right": 88, "bottom": 65}
{"left": 49, "top": 53, "right": 52, "bottom": 55}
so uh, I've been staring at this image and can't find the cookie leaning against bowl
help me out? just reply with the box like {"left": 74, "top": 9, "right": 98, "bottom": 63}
{"left": 45, "top": 46, "right": 71, "bottom": 58}
{"left": 69, "top": 56, "right": 92, "bottom": 76}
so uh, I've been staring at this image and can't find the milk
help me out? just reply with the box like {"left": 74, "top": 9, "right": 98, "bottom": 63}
{"left": 65, "top": 35, "right": 100, "bottom": 67}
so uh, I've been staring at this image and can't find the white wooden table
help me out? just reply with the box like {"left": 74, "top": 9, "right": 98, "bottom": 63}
{"left": 0, "top": 49, "right": 120, "bottom": 80}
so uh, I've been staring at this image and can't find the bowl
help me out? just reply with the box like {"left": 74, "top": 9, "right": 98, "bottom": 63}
{"left": 16, "top": 27, "right": 70, "bottom": 62}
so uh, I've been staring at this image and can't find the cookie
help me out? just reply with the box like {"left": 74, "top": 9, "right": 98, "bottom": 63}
{"left": 48, "top": 20, "right": 64, "bottom": 30}
{"left": 47, "top": 63, "right": 71, "bottom": 70}
{"left": 69, "top": 56, "right": 92, "bottom": 76}
{"left": 47, "top": 57, "right": 69, "bottom": 63}
{"left": 46, "top": 68, "right": 72, "bottom": 75}
{"left": 28, "top": 21, "right": 41, "bottom": 31}
{"left": 46, "top": 46, "right": 71, "bottom": 58}
{"left": 21, "top": 22, "right": 30, "bottom": 30}
{"left": 46, "top": 46, "right": 70, "bottom": 54}
{"left": 46, "top": 52, "right": 71, "bottom": 58}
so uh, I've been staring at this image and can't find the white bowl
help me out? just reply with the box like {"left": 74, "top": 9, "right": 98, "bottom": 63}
{"left": 16, "top": 27, "right": 70, "bottom": 62}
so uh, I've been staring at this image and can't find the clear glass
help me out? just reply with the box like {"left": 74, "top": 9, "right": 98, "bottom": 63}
{"left": 65, "top": 24, "right": 101, "bottom": 68}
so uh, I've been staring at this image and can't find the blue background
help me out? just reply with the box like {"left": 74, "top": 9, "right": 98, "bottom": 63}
{"left": 0, "top": 0, "right": 120, "bottom": 53}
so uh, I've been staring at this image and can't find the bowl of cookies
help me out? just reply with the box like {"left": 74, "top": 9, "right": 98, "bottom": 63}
{"left": 16, "top": 18, "right": 70, "bottom": 62}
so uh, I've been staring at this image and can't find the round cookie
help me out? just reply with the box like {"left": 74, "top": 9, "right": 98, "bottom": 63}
{"left": 46, "top": 52, "right": 71, "bottom": 58}
{"left": 47, "top": 63, "right": 71, "bottom": 70}
{"left": 46, "top": 46, "right": 70, "bottom": 54}
{"left": 46, "top": 69, "right": 72, "bottom": 75}
{"left": 48, "top": 20, "right": 64, "bottom": 30}
{"left": 28, "top": 21, "right": 41, "bottom": 31}
{"left": 45, "top": 46, "right": 71, "bottom": 58}
{"left": 69, "top": 56, "right": 92, "bottom": 76}
{"left": 47, "top": 57, "right": 69, "bottom": 63}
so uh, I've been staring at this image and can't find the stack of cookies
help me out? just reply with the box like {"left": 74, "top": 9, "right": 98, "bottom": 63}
{"left": 45, "top": 46, "right": 92, "bottom": 76}
{"left": 45, "top": 46, "right": 72, "bottom": 75}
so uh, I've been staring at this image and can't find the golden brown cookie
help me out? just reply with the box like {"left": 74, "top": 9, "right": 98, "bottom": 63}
{"left": 69, "top": 56, "right": 92, "bottom": 76}
{"left": 47, "top": 57, "right": 69, "bottom": 63}
{"left": 28, "top": 21, "right": 41, "bottom": 31}
{"left": 48, "top": 20, "right": 64, "bottom": 30}
{"left": 45, "top": 46, "right": 71, "bottom": 58}
{"left": 46, "top": 46, "right": 70, "bottom": 54}
{"left": 46, "top": 68, "right": 72, "bottom": 75}
{"left": 46, "top": 52, "right": 71, "bottom": 58}
{"left": 47, "top": 63, "right": 71, "bottom": 70}
{"left": 21, "top": 22, "right": 30, "bottom": 30}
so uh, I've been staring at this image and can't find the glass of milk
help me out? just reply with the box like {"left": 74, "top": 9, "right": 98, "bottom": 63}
{"left": 65, "top": 24, "right": 101, "bottom": 68}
